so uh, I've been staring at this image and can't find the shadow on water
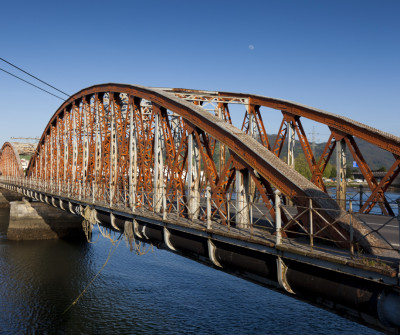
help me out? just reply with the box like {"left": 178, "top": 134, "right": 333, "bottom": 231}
{"left": 0, "top": 207, "right": 93, "bottom": 334}
{"left": 0, "top": 207, "right": 381, "bottom": 335}
{"left": 0, "top": 208, "right": 10, "bottom": 234}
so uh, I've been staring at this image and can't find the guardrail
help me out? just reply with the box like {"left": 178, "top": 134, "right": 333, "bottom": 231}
{"left": 1, "top": 176, "right": 399, "bottom": 265}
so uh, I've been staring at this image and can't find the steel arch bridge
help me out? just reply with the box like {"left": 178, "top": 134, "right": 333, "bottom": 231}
{"left": 0, "top": 142, "right": 24, "bottom": 178}
{"left": 2, "top": 84, "right": 400, "bottom": 333}
{"left": 0, "top": 83, "right": 399, "bottom": 256}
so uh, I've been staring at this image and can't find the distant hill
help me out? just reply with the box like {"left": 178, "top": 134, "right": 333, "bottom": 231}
{"left": 267, "top": 135, "right": 394, "bottom": 171}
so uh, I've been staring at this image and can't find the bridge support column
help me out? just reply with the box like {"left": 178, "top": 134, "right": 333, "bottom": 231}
{"left": 0, "top": 188, "right": 24, "bottom": 208}
{"left": 153, "top": 110, "right": 164, "bottom": 213}
{"left": 129, "top": 102, "right": 137, "bottom": 211}
{"left": 7, "top": 199, "right": 84, "bottom": 240}
{"left": 188, "top": 133, "right": 200, "bottom": 220}
{"left": 216, "top": 105, "right": 226, "bottom": 176}
{"left": 93, "top": 97, "right": 102, "bottom": 203}
{"left": 109, "top": 98, "right": 118, "bottom": 206}
{"left": 72, "top": 103, "right": 78, "bottom": 198}
{"left": 336, "top": 138, "right": 347, "bottom": 208}
{"left": 274, "top": 189, "right": 282, "bottom": 245}
{"left": 286, "top": 121, "right": 295, "bottom": 206}
{"left": 287, "top": 121, "right": 295, "bottom": 169}
{"left": 235, "top": 170, "right": 250, "bottom": 228}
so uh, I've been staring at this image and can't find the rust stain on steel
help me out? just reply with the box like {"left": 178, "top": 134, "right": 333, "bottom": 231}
{"left": 2, "top": 84, "right": 398, "bottom": 256}
{"left": 165, "top": 87, "right": 400, "bottom": 215}
{"left": 0, "top": 142, "right": 25, "bottom": 177}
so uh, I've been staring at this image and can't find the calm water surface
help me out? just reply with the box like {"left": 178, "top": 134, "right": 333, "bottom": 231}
{"left": 0, "top": 208, "right": 381, "bottom": 335}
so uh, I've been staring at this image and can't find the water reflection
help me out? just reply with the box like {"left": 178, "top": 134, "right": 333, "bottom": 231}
{"left": 0, "top": 208, "right": 381, "bottom": 334}
{"left": 0, "top": 208, "right": 92, "bottom": 334}
{"left": 328, "top": 187, "right": 400, "bottom": 215}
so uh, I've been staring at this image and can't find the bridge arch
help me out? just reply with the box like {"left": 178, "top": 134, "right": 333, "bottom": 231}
{"left": 22, "top": 83, "right": 389, "bottom": 254}
{"left": 0, "top": 142, "right": 24, "bottom": 178}
{"left": 166, "top": 88, "right": 400, "bottom": 215}
{"left": 0, "top": 84, "right": 397, "bottom": 333}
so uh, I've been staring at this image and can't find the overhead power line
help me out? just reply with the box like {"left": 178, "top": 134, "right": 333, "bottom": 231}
{"left": 0, "top": 67, "right": 65, "bottom": 100}
{"left": 0, "top": 57, "right": 70, "bottom": 97}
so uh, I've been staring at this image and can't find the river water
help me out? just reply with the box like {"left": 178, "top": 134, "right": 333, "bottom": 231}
{"left": 0, "top": 208, "right": 381, "bottom": 335}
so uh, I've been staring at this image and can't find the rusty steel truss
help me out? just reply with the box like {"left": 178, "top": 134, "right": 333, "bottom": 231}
{"left": 0, "top": 142, "right": 24, "bottom": 178}
{"left": 1, "top": 84, "right": 399, "bottom": 255}
{"left": 166, "top": 88, "right": 400, "bottom": 216}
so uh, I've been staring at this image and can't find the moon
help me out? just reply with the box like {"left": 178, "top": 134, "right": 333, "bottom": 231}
{"left": 248, "top": 44, "right": 255, "bottom": 50}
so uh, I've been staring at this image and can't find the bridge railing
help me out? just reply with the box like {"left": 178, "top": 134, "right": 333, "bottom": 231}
{"left": 327, "top": 185, "right": 400, "bottom": 216}
{"left": 277, "top": 191, "right": 400, "bottom": 262}
{"left": 1, "top": 176, "right": 399, "bottom": 264}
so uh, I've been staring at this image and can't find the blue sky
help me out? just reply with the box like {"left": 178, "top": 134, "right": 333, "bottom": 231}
{"left": 0, "top": 0, "right": 399, "bottom": 145}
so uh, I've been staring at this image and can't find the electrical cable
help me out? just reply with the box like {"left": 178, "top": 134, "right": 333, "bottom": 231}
{"left": 0, "top": 67, "right": 65, "bottom": 100}
{"left": 0, "top": 57, "right": 70, "bottom": 97}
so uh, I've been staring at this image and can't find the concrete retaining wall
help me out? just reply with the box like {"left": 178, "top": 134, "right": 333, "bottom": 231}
{"left": 8, "top": 200, "right": 84, "bottom": 240}
{"left": 0, "top": 188, "right": 24, "bottom": 208}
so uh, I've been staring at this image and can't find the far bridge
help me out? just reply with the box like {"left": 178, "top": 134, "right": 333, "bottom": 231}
{"left": 0, "top": 84, "right": 399, "bottom": 334}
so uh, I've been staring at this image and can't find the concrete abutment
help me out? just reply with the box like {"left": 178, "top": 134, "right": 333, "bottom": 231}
{"left": 0, "top": 189, "right": 84, "bottom": 240}
{"left": 0, "top": 188, "right": 24, "bottom": 208}
{"left": 7, "top": 200, "right": 84, "bottom": 240}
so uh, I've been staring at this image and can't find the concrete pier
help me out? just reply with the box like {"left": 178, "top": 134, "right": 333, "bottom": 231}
{"left": 7, "top": 200, "right": 84, "bottom": 240}
{"left": 0, "top": 188, "right": 23, "bottom": 208}
{"left": 0, "top": 192, "right": 9, "bottom": 208}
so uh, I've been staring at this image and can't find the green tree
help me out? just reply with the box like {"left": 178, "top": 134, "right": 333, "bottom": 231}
{"left": 346, "top": 165, "right": 353, "bottom": 179}
{"left": 323, "top": 162, "right": 333, "bottom": 178}
{"left": 295, "top": 154, "right": 311, "bottom": 179}
{"left": 330, "top": 166, "right": 337, "bottom": 179}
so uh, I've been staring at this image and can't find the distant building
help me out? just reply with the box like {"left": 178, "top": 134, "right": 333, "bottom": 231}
{"left": 20, "top": 158, "right": 29, "bottom": 170}
{"left": 352, "top": 171, "right": 400, "bottom": 188}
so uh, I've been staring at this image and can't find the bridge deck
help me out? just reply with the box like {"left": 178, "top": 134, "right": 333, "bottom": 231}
{"left": 2, "top": 182, "right": 399, "bottom": 281}
{"left": 104, "top": 198, "right": 399, "bottom": 279}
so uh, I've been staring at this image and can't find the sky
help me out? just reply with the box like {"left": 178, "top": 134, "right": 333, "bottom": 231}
{"left": 0, "top": 0, "right": 399, "bottom": 146}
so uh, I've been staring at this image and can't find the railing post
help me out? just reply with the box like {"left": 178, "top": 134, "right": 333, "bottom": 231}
{"left": 162, "top": 186, "right": 167, "bottom": 220}
{"left": 349, "top": 200, "right": 354, "bottom": 258}
{"left": 206, "top": 186, "right": 211, "bottom": 230}
{"left": 176, "top": 189, "right": 180, "bottom": 217}
{"left": 109, "top": 184, "right": 113, "bottom": 207}
{"left": 274, "top": 189, "right": 282, "bottom": 245}
{"left": 397, "top": 199, "right": 400, "bottom": 255}
{"left": 309, "top": 198, "right": 313, "bottom": 250}
{"left": 336, "top": 138, "right": 347, "bottom": 209}
{"left": 249, "top": 195, "right": 253, "bottom": 232}
{"left": 227, "top": 196, "right": 231, "bottom": 227}
{"left": 92, "top": 180, "right": 96, "bottom": 204}
{"left": 189, "top": 192, "right": 193, "bottom": 221}
{"left": 359, "top": 184, "right": 363, "bottom": 210}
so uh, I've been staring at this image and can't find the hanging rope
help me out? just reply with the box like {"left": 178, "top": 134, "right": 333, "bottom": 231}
{"left": 123, "top": 220, "right": 153, "bottom": 256}
{"left": 63, "top": 211, "right": 154, "bottom": 314}
{"left": 82, "top": 206, "right": 99, "bottom": 244}
{"left": 81, "top": 206, "right": 120, "bottom": 245}
{"left": 62, "top": 234, "right": 123, "bottom": 315}
{"left": 124, "top": 220, "right": 134, "bottom": 251}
